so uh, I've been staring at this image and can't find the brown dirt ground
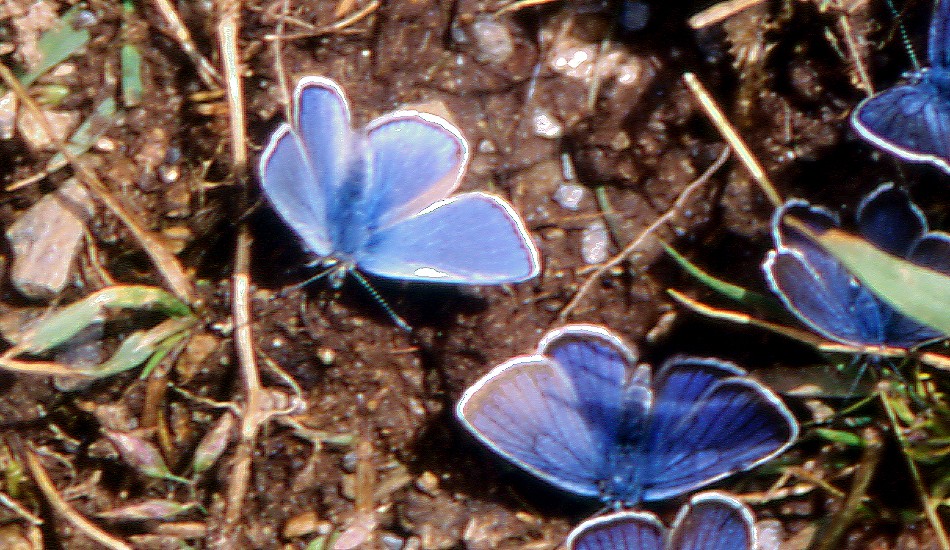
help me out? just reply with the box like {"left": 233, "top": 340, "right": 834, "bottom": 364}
{"left": 0, "top": 0, "right": 949, "bottom": 548}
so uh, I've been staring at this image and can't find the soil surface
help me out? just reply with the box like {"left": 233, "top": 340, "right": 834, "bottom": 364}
{"left": 0, "top": 0, "right": 948, "bottom": 548}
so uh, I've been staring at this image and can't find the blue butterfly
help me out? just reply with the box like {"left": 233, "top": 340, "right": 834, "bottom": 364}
{"left": 763, "top": 183, "right": 950, "bottom": 349}
{"left": 851, "top": 0, "right": 950, "bottom": 173}
{"left": 567, "top": 491, "right": 756, "bottom": 550}
{"left": 455, "top": 325, "right": 798, "bottom": 506}
{"left": 259, "top": 77, "right": 540, "bottom": 292}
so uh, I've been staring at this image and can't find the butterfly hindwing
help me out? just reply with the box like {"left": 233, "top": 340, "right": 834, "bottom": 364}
{"left": 456, "top": 356, "right": 607, "bottom": 497}
{"left": 259, "top": 126, "right": 334, "bottom": 256}
{"left": 365, "top": 112, "right": 468, "bottom": 229}
{"left": 668, "top": 492, "right": 756, "bottom": 550}
{"left": 358, "top": 192, "right": 539, "bottom": 283}
{"left": 567, "top": 511, "right": 665, "bottom": 550}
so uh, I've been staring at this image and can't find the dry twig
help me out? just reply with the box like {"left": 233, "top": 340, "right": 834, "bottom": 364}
{"left": 25, "top": 447, "right": 132, "bottom": 550}
{"left": 557, "top": 146, "right": 730, "bottom": 321}
{"left": 682, "top": 72, "right": 782, "bottom": 207}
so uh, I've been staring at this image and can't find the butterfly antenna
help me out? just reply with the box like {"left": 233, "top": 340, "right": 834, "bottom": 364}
{"left": 279, "top": 265, "right": 337, "bottom": 297}
{"left": 884, "top": 0, "right": 921, "bottom": 71}
{"left": 847, "top": 356, "right": 872, "bottom": 398}
{"left": 350, "top": 270, "right": 413, "bottom": 333}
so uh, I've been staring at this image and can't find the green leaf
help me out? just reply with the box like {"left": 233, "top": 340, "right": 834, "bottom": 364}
{"left": 19, "top": 285, "right": 191, "bottom": 354}
{"left": 810, "top": 227, "right": 950, "bottom": 338}
{"left": 19, "top": 6, "right": 91, "bottom": 87}
{"left": 814, "top": 428, "right": 864, "bottom": 447}
{"left": 121, "top": 44, "right": 143, "bottom": 107}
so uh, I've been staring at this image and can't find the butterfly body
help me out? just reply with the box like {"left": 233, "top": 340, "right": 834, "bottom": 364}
{"left": 456, "top": 325, "right": 798, "bottom": 507}
{"left": 260, "top": 76, "right": 540, "bottom": 289}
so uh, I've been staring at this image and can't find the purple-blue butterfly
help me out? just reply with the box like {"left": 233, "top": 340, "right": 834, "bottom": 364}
{"left": 260, "top": 76, "right": 540, "bottom": 288}
{"left": 851, "top": 0, "right": 950, "bottom": 173}
{"left": 456, "top": 325, "right": 798, "bottom": 506}
{"left": 763, "top": 183, "right": 950, "bottom": 349}
{"left": 567, "top": 492, "right": 756, "bottom": 550}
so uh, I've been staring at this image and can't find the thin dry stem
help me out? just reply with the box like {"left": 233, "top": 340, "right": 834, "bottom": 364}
{"left": 264, "top": 1, "right": 380, "bottom": 40}
{"left": 682, "top": 72, "right": 783, "bottom": 207}
{"left": 216, "top": 0, "right": 268, "bottom": 542}
{"left": 151, "top": 0, "right": 223, "bottom": 88}
{"left": 25, "top": 447, "right": 133, "bottom": 550}
{"left": 668, "top": 290, "right": 950, "bottom": 370}
{"left": 558, "top": 146, "right": 730, "bottom": 321}
{"left": 688, "top": 0, "right": 767, "bottom": 28}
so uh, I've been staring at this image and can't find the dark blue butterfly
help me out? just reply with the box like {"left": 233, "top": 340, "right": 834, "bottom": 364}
{"left": 260, "top": 76, "right": 540, "bottom": 287}
{"left": 567, "top": 491, "right": 756, "bottom": 550}
{"left": 455, "top": 325, "right": 798, "bottom": 506}
{"left": 763, "top": 183, "right": 950, "bottom": 348}
{"left": 851, "top": 0, "right": 950, "bottom": 173}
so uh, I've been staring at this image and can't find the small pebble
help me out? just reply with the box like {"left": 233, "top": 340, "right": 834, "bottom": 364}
{"left": 471, "top": 15, "right": 513, "bottom": 65}
{"left": 553, "top": 183, "right": 585, "bottom": 211}
{"left": 532, "top": 107, "right": 562, "bottom": 139}
{"left": 581, "top": 219, "right": 610, "bottom": 264}
{"left": 6, "top": 180, "right": 93, "bottom": 299}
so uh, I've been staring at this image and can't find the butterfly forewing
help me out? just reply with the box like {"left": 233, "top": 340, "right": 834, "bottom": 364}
{"left": 668, "top": 492, "right": 755, "bottom": 550}
{"left": 260, "top": 126, "right": 334, "bottom": 256}
{"left": 365, "top": 113, "right": 468, "bottom": 230}
{"left": 540, "top": 325, "right": 642, "bottom": 436}
{"left": 294, "top": 76, "right": 353, "bottom": 197}
{"left": 457, "top": 356, "right": 607, "bottom": 497}
{"left": 566, "top": 511, "right": 665, "bottom": 550}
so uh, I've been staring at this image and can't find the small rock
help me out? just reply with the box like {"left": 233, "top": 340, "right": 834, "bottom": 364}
{"left": 581, "top": 219, "right": 610, "bottom": 264}
{"left": 17, "top": 108, "right": 79, "bottom": 152}
{"left": 471, "top": 15, "right": 513, "bottom": 65}
{"left": 6, "top": 179, "right": 94, "bottom": 299}
{"left": 553, "top": 183, "right": 585, "bottom": 211}
{"left": 282, "top": 510, "right": 323, "bottom": 539}
{"left": 0, "top": 90, "right": 17, "bottom": 139}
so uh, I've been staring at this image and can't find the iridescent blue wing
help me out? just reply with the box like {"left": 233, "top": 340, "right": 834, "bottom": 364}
{"left": 456, "top": 356, "right": 608, "bottom": 498}
{"left": 356, "top": 192, "right": 540, "bottom": 284}
{"left": 856, "top": 184, "right": 926, "bottom": 257}
{"left": 259, "top": 125, "right": 333, "bottom": 256}
{"left": 260, "top": 77, "right": 353, "bottom": 256}
{"left": 851, "top": 82, "right": 950, "bottom": 174}
{"left": 539, "top": 325, "right": 645, "bottom": 446}
{"left": 928, "top": 0, "right": 950, "bottom": 71}
{"left": 668, "top": 492, "right": 755, "bottom": 550}
{"left": 910, "top": 231, "right": 950, "bottom": 273}
{"left": 641, "top": 357, "right": 798, "bottom": 501}
{"left": 764, "top": 201, "right": 888, "bottom": 346}
{"left": 294, "top": 76, "right": 352, "bottom": 197}
{"left": 566, "top": 511, "right": 665, "bottom": 550}
{"left": 364, "top": 112, "right": 468, "bottom": 229}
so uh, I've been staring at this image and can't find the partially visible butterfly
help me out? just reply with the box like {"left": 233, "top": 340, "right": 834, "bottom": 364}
{"left": 455, "top": 324, "right": 798, "bottom": 506}
{"left": 259, "top": 77, "right": 540, "bottom": 324}
{"left": 851, "top": 0, "right": 950, "bottom": 173}
{"left": 567, "top": 491, "right": 756, "bottom": 550}
{"left": 763, "top": 183, "right": 950, "bottom": 349}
